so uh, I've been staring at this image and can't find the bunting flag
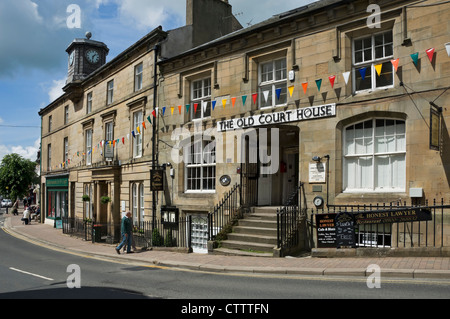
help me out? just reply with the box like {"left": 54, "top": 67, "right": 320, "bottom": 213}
{"left": 222, "top": 99, "right": 227, "bottom": 109}
{"left": 288, "top": 86, "right": 294, "bottom": 97}
{"left": 132, "top": 131, "right": 135, "bottom": 138}
{"left": 276, "top": 88, "right": 282, "bottom": 100}
{"left": 178, "top": 105, "right": 182, "bottom": 114}
{"left": 359, "top": 67, "right": 367, "bottom": 80}
{"left": 212, "top": 100, "right": 217, "bottom": 110}
{"left": 391, "top": 59, "right": 399, "bottom": 72}
{"left": 162, "top": 107, "right": 166, "bottom": 116}
{"left": 426, "top": 48, "right": 435, "bottom": 62}
{"left": 231, "top": 97, "right": 236, "bottom": 107}
{"left": 301, "top": 82, "right": 308, "bottom": 94}
{"left": 194, "top": 103, "right": 198, "bottom": 114}
{"left": 328, "top": 75, "right": 336, "bottom": 88}
{"left": 315, "top": 79, "right": 322, "bottom": 92}
{"left": 263, "top": 90, "right": 269, "bottom": 103}
{"left": 411, "top": 52, "right": 419, "bottom": 66}
{"left": 252, "top": 93, "right": 258, "bottom": 104}
{"left": 374, "top": 64, "right": 382, "bottom": 76}
{"left": 152, "top": 109, "right": 156, "bottom": 118}
{"left": 342, "top": 71, "right": 350, "bottom": 85}
{"left": 186, "top": 104, "right": 190, "bottom": 113}
{"left": 203, "top": 101, "right": 208, "bottom": 113}
{"left": 242, "top": 95, "right": 247, "bottom": 106}
{"left": 142, "top": 121, "right": 146, "bottom": 130}
{"left": 122, "top": 137, "right": 125, "bottom": 145}
{"left": 147, "top": 115, "right": 152, "bottom": 125}
{"left": 171, "top": 106, "right": 175, "bottom": 115}
{"left": 136, "top": 126, "right": 140, "bottom": 134}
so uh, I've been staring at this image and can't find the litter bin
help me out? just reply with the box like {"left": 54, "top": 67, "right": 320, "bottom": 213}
{"left": 93, "top": 225, "right": 102, "bottom": 243}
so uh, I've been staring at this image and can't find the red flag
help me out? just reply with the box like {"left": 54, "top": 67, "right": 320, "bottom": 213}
{"left": 194, "top": 103, "right": 198, "bottom": 113}
{"left": 301, "top": 82, "right": 308, "bottom": 95}
{"left": 426, "top": 48, "right": 435, "bottom": 62}
{"left": 391, "top": 59, "right": 399, "bottom": 72}
{"left": 328, "top": 76, "right": 336, "bottom": 88}
{"left": 152, "top": 109, "right": 156, "bottom": 118}
{"left": 122, "top": 137, "right": 125, "bottom": 144}
{"left": 252, "top": 93, "right": 258, "bottom": 105}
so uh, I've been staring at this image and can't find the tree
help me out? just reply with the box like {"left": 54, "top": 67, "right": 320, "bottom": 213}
{"left": 0, "top": 153, "right": 38, "bottom": 201}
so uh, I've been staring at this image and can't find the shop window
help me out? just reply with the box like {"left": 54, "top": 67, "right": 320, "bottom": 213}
{"left": 185, "top": 138, "right": 216, "bottom": 192}
{"left": 353, "top": 30, "right": 394, "bottom": 93}
{"left": 343, "top": 118, "right": 405, "bottom": 192}
{"left": 47, "top": 191, "right": 68, "bottom": 220}
{"left": 258, "top": 58, "right": 287, "bottom": 108}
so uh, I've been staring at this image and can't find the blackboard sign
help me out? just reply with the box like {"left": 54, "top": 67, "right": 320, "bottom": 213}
{"left": 316, "top": 213, "right": 337, "bottom": 248}
{"left": 335, "top": 212, "right": 356, "bottom": 248}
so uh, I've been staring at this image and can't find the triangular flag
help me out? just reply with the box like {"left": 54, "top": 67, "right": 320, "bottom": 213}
{"left": 147, "top": 115, "right": 152, "bottom": 125}
{"left": 162, "top": 107, "right": 166, "bottom": 116}
{"left": 411, "top": 52, "right": 419, "bottom": 66}
{"left": 136, "top": 126, "right": 140, "bottom": 134}
{"left": 171, "top": 106, "right": 175, "bottom": 115}
{"left": 231, "top": 97, "right": 236, "bottom": 107}
{"left": 122, "top": 137, "right": 125, "bottom": 144}
{"left": 222, "top": 99, "right": 227, "bottom": 109}
{"left": 275, "top": 88, "right": 282, "bottom": 100}
{"left": 212, "top": 100, "right": 216, "bottom": 110}
{"left": 194, "top": 103, "right": 198, "bottom": 114}
{"left": 359, "top": 67, "right": 367, "bottom": 80}
{"left": 328, "top": 75, "right": 336, "bottom": 88}
{"left": 315, "top": 79, "right": 322, "bottom": 92}
{"left": 186, "top": 104, "right": 190, "bottom": 113}
{"left": 178, "top": 105, "right": 182, "bottom": 114}
{"left": 426, "top": 48, "right": 435, "bottom": 63}
{"left": 152, "top": 109, "right": 156, "bottom": 118}
{"left": 142, "top": 121, "right": 146, "bottom": 130}
{"left": 342, "top": 71, "right": 350, "bottom": 85}
{"left": 374, "top": 64, "right": 382, "bottom": 76}
{"left": 113, "top": 140, "right": 116, "bottom": 147}
{"left": 446, "top": 43, "right": 450, "bottom": 57}
{"left": 301, "top": 82, "right": 308, "bottom": 94}
{"left": 288, "top": 86, "right": 294, "bottom": 97}
{"left": 132, "top": 131, "right": 135, "bottom": 138}
{"left": 242, "top": 95, "right": 247, "bottom": 106}
{"left": 391, "top": 59, "right": 399, "bottom": 72}
{"left": 252, "top": 93, "right": 258, "bottom": 104}
{"left": 109, "top": 141, "right": 111, "bottom": 146}
{"left": 263, "top": 90, "right": 269, "bottom": 102}
{"left": 202, "top": 101, "right": 208, "bottom": 113}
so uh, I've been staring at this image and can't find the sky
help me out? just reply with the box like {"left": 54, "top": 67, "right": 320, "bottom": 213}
{"left": 0, "top": 0, "right": 317, "bottom": 162}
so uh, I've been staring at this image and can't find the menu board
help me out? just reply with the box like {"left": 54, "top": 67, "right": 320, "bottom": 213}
{"left": 335, "top": 212, "right": 356, "bottom": 248}
{"left": 316, "top": 213, "right": 336, "bottom": 248}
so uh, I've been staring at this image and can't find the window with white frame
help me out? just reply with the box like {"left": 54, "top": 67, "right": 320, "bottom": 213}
{"left": 353, "top": 30, "right": 394, "bottom": 93}
{"left": 64, "top": 137, "right": 69, "bottom": 163}
{"left": 343, "top": 118, "right": 406, "bottom": 192}
{"left": 87, "top": 92, "right": 93, "bottom": 114}
{"left": 85, "top": 129, "right": 93, "bottom": 165}
{"left": 84, "top": 183, "right": 93, "bottom": 219}
{"left": 191, "top": 78, "right": 212, "bottom": 120}
{"left": 185, "top": 139, "right": 216, "bottom": 192}
{"left": 47, "top": 144, "right": 52, "bottom": 171}
{"left": 258, "top": 58, "right": 287, "bottom": 108}
{"left": 133, "top": 110, "right": 143, "bottom": 158}
{"left": 131, "top": 182, "right": 145, "bottom": 225}
{"left": 135, "top": 63, "right": 143, "bottom": 92}
{"left": 107, "top": 80, "right": 114, "bottom": 105}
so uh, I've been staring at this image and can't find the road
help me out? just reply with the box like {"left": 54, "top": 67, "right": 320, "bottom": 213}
{"left": 1, "top": 210, "right": 450, "bottom": 306}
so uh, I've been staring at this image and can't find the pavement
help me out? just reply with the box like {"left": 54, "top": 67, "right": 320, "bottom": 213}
{"left": 2, "top": 212, "right": 450, "bottom": 280}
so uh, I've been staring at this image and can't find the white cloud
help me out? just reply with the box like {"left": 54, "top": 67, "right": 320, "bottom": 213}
{"left": 0, "top": 138, "right": 40, "bottom": 162}
{"left": 48, "top": 78, "right": 66, "bottom": 102}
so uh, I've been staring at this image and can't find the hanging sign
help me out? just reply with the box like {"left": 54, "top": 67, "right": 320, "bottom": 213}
{"left": 150, "top": 168, "right": 165, "bottom": 191}
{"left": 217, "top": 103, "right": 336, "bottom": 132}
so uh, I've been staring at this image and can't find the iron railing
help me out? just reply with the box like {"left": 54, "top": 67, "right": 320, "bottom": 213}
{"left": 208, "top": 183, "right": 242, "bottom": 241}
{"left": 276, "top": 182, "right": 305, "bottom": 251}
{"left": 311, "top": 198, "right": 450, "bottom": 248}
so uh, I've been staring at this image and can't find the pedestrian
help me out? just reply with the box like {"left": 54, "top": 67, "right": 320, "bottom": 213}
{"left": 115, "top": 212, "right": 133, "bottom": 254}
{"left": 123, "top": 217, "right": 137, "bottom": 253}
{"left": 21, "top": 208, "right": 30, "bottom": 225}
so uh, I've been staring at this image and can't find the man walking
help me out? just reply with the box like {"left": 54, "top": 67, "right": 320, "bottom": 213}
{"left": 115, "top": 212, "right": 133, "bottom": 254}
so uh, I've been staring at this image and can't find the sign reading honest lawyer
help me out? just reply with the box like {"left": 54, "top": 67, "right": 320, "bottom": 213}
{"left": 217, "top": 103, "right": 336, "bottom": 132}
{"left": 354, "top": 207, "right": 432, "bottom": 225}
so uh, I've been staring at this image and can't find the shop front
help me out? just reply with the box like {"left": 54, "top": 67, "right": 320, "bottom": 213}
{"left": 45, "top": 175, "right": 69, "bottom": 227}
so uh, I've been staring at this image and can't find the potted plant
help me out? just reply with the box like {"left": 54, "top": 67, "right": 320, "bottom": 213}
{"left": 82, "top": 195, "right": 90, "bottom": 202}
{"left": 100, "top": 196, "right": 111, "bottom": 204}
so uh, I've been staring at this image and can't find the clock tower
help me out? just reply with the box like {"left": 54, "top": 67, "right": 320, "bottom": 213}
{"left": 65, "top": 32, "right": 109, "bottom": 85}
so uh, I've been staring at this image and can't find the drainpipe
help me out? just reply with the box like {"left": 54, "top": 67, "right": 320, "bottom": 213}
{"left": 152, "top": 44, "right": 160, "bottom": 228}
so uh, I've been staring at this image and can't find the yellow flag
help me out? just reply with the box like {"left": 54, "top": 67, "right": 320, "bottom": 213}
{"left": 288, "top": 86, "right": 294, "bottom": 97}
{"left": 171, "top": 106, "right": 174, "bottom": 115}
{"left": 137, "top": 126, "right": 140, "bottom": 134}
{"left": 222, "top": 99, "right": 227, "bottom": 109}
{"left": 375, "top": 64, "right": 382, "bottom": 76}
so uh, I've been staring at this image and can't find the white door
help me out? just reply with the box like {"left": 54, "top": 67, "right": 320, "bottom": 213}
{"left": 190, "top": 215, "right": 208, "bottom": 254}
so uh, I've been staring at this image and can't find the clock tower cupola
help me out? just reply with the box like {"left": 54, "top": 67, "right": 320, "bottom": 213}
{"left": 65, "top": 32, "right": 109, "bottom": 85}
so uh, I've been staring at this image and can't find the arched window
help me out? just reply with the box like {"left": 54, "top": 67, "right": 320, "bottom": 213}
{"left": 131, "top": 182, "right": 145, "bottom": 225}
{"left": 343, "top": 118, "right": 405, "bottom": 192}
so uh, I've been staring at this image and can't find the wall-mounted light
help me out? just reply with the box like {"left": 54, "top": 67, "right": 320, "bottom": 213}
{"left": 312, "top": 156, "right": 321, "bottom": 162}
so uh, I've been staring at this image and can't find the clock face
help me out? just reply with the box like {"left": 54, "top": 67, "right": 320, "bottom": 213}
{"left": 69, "top": 51, "right": 74, "bottom": 66}
{"left": 86, "top": 49, "right": 100, "bottom": 64}
{"left": 313, "top": 196, "right": 324, "bottom": 207}
{"left": 219, "top": 175, "right": 231, "bottom": 186}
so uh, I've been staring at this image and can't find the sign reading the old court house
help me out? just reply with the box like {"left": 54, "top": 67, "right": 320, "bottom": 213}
{"left": 217, "top": 103, "right": 336, "bottom": 132}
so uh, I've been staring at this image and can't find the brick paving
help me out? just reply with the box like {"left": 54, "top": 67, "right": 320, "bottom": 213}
{"left": 3, "top": 214, "right": 450, "bottom": 279}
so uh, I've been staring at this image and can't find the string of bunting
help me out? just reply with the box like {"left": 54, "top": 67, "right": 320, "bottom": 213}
{"left": 56, "top": 46, "right": 441, "bottom": 170}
